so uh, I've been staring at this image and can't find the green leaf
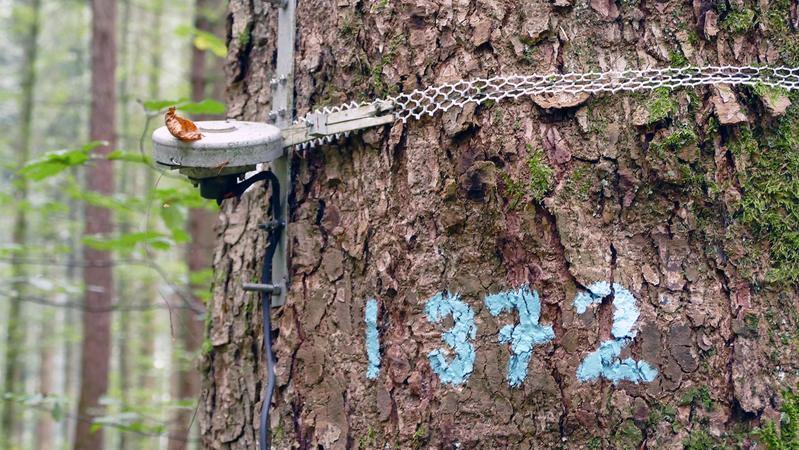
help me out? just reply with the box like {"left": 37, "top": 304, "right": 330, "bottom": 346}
{"left": 155, "top": 184, "right": 215, "bottom": 209}
{"left": 174, "top": 24, "right": 194, "bottom": 38}
{"left": 107, "top": 150, "right": 152, "bottom": 165}
{"left": 177, "top": 99, "right": 225, "bottom": 115}
{"left": 175, "top": 25, "right": 227, "bottom": 57}
{"left": 142, "top": 98, "right": 225, "bottom": 115}
{"left": 18, "top": 141, "right": 105, "bottom": 181}
{"left": 143, "top": 98, "right": 184, "bottom": 112}
{"left": 159, "top": 205, "right": 189, "bottom": 243}
{"left": 193, "top": 30, "right": 227, "bottom": 57}
{"left": 189, "top": 268, "right": 214, "bottom": 285}
{"left": 83, "top": 231, "right": 173, "bottom": 253}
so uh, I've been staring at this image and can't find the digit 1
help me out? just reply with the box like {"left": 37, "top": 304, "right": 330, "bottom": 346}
{"left": 573, "top": 282, "right": 657, "bottom": 383}
{"left": 424, "top": 292, "right": 477, "bottom": 385}
{"left": 365, "top": 298, "right": 381, "bottom": 380}
{"left": 484, "top": 286, "right": 555, "bottom": 387}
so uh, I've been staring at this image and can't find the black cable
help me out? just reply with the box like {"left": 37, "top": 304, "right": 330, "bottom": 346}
{"left": 219, "top": 169, "right": 282, "bottom": 449}
{"left": 251, "top": 171, "right": 281, "bottom": 450}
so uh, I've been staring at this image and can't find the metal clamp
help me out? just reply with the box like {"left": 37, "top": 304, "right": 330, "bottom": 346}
{"left": 281, "top": 100, "right": 396, "bottom": 147}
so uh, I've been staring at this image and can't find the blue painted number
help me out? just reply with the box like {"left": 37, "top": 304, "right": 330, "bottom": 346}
{"left": 425, "top": 292, "right": 476, "bottom": 385}
{"left": 574, "top": 282, "right": 657, "bottom": 383}
{"left": 484, "top": 286, "right": 555, "bottom": 387}
{"left": 364, "top": 298, "right": 381, "bottom": 380}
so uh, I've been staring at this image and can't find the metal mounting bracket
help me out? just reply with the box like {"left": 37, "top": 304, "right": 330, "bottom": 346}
{"left": 267, "top": 0, "right": 296, "bottom": 308}
{"left": 281, "top": 100, "right": 396, "bottom": 147}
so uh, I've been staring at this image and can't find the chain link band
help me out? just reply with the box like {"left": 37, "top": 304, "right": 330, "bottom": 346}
{"left": 296, "top": 65, "right": 799, "bottom": 148}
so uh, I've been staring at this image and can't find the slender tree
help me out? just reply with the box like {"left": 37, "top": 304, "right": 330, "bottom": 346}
{"left": 72, "top": 0, "right": 116, "bottom": 447}
{"left": 34, "top": 313, "right": 55, "bottom": 450}
{"left": 116, "top": 1, "right": 133, "bottom": 449}
{"left": 2, "top": 0, "right": 41, "bottom": 446}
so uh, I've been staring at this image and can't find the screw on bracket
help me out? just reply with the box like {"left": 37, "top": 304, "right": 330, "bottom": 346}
{"left": 265, "top": 0, "right": 287, "bottom": 7}
{"left": 243, "top": 283, "right": 282, "bottom": 295}
{"left": 270, "top": 78, "right": 278, "bottom": 87}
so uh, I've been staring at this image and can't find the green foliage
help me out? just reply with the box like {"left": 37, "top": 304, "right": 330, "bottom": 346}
{"left": 612, "top": 420, "right": 643, "bottom": 449}
{"left": 160, "top": 204, "right": 190, "bottom": 243}
{"left": 755, "top": 386, "right": 799, "bottom": 449}
{"left": 669, "top": 50, "right": 689, "bottom": 67}
{"left": 83, "top": 231, "right": 174, "bottom": 253}
{"left": 142, "top": 98, "right": 225, "bottom": 115}
{"left": 370, "top": 0, "right": 390, "bottom": 12}
{"left": 645, "top": 88, "right": 678, "bottom": 124}
{"left": 175, "top": 25, "right": 227, "bottom": 57}
{"left": 3, "top": 392, "right": 68, "bottom": 422}
{"left": 738, "top": 106, "right": 799, "bottom": 283}
{"left": 680, "top": 385, "right": 715, "bottom": 412}
{"left": 500, "top": 146, "right": 554, "bottom": 208}
{"left": 18, "top": 141, "right": 104, "bottom": 181}
{"left": 743, "top": 313, "right": 760, "bottom": 337}
{"left": 753, "top": 82, "right": 790, "bottom": 105}
{"left": 527, "top": 146, "right": 554, "bottom": 202}
{"left": 647, "top": 402, "right": 677, "bottom": 430}
{"left": 728, "top": 126, "right": 758, "bottom": 157}
{"left": 411, "top": 424, "right": 428, "bottom": 448}
{"left": 764, "top": 0, "right": 799, "bottom": 64}
{"left": 650, "top": 127, "right": 697, "bottom": 155}
{"left": 500, "top": 172, "right": 525, "bottom": 209}
{"left": 107, "top": 150, "right": 153, "bottom": 165}
{"left": 90, "top": 411, "right": 166, "bottom": 435}
{"left": 722, "top": 7, "right": 757, "bottom": 34}
{"left": 684, "top": 429, "right": 718, "bottom": 449}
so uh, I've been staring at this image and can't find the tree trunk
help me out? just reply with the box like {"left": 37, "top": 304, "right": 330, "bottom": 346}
{"left": 202, "top": 1, "right": 799, "bottom": 449}
{"left": 34, "top": 316, "right": 54, "bottom": 450}
{"left": 73, "top": 0, "right": 116, "bottom": 447}
{"left": 2, "top": 0, "right": 40, "bottom": 446}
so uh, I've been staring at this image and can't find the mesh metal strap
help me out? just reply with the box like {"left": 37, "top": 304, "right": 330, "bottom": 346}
{"left": 296, "top": 65, "right": 799, "bottom": 148}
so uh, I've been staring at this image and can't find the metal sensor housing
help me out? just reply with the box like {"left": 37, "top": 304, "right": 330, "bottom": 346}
{"left": 152, "top": 120, "right": 284, "bottom": 200}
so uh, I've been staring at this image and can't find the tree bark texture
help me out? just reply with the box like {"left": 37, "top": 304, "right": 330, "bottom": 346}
{"left": 201, "top": 0, "right": 799, "bottom": 448}
{"left": 73, "top": 0, "right": 116, "bottom": 448}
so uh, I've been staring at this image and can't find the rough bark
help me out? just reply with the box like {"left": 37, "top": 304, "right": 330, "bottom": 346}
{"left": 202, "top": 1, "right": 799, "bottom": 449}
{"left": 73, "top": 0, "right": 116, "bottom": 447}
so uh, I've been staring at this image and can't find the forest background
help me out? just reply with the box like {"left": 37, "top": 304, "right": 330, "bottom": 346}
{"left": 0, "top": 0, "right": 225, "bottom": 448}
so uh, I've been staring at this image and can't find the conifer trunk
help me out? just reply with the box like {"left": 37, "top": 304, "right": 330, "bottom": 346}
{"left": 73, "top": 0, "right": 116, "bottom": 447}
{"left": 201, "top": 1, "right": 799, "bottom": 448}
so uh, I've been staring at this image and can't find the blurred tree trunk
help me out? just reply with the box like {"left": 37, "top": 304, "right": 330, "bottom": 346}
{"left": 202, "top": 1, "right": 799, "bottom": 449}
{"left": 34, "top": 316, "right": 54, "bottom": 450}
{"left": 167, "top": 2, "right": 223, "bottom": 449}
{"left": 2, "top": 0, "right": 40, "bottom": 446}
{"left": 73, "top": 0, "right": 116, "bottom": 447}
{"left": 129, "top": 2, "right": 164, "bottom": 449}
{"left": 116, "top": 0, "right": 133, "bottom": 448}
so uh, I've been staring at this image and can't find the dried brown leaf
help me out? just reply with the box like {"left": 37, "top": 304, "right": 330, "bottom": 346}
{"left": 165, "top": 107, "right": 202, "bottom": 141}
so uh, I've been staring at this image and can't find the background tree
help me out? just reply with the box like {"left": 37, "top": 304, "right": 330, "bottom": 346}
{"left": 73, "top": 0, "right": 116, "bottom": 447}
{"left": 201, "top": 0, "right": 799, "bottom": 448}
{"left": 2, "top": 0, "right": 40, "bottom": 445}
